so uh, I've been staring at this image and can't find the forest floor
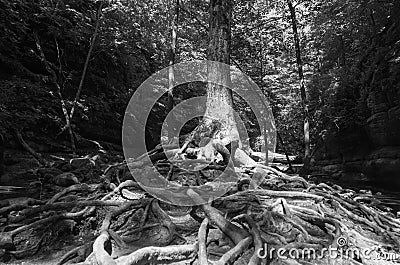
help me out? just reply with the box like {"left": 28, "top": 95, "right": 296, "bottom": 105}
{"left": 1, "top": 147, "right": 400, "bottom": 265}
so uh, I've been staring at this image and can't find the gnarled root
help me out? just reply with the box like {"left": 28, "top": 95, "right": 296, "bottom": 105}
{"left": 198, "top": 218, "right": 209, "bottom": 265}
{"left": 187, "top": 188, "right": 249, "bottom": 244}
{"left": 115, "top": 243, "right": 197, "bottom": 265}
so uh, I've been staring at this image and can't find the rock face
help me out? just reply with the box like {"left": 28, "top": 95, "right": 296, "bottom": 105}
{"left": 366, "top": 90, "right": 400, "bottom": 147}
{"left": 314, "top": 87, "right": 400, "bottom": 189}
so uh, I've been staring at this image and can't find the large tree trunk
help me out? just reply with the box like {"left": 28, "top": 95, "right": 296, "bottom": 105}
{"left": 287, "top": 0, "right": 311, "bottom": 172}
{"left": 204, "top": 0, "right": 239, "bottom": 143}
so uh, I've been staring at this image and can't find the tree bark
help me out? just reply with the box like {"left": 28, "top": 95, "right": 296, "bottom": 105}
{"left": 277, "top": 131, "right": 294, "bottom": 172}
{"left": 167, "top": 0, "right": 179, "bottom": 139}
{"left": 204, "top": 0, "right": 239, "bottom": 142}
{"left": 286, "top": 0, "right": 311, "bottom": 172}
{"left": 339, "top": 34, "right": 346, "bottom": 67}
{"left": 260, "top": 44, "right": 269, "bottom": 166}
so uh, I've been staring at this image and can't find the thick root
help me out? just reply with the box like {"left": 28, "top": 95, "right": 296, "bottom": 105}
{"left": 114, "top": 244, "right": 197, "bottom": 265}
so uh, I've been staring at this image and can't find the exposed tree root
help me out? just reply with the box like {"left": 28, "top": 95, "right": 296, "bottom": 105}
{"left": 122, "top": 200, "right": 152, "bottom": 241}
{"left": 151, "top": 200, "right": 178, "bottom": 244}
{"left": 244, "top": 215, "right": 263, "bottom": 265}
{"left": 13, "top": 200, "right": 121, "bottom": 222}
{"left": 214, "top": 236, "right": 252, "bottom": 265}
{"left": 93, "top": 231, "right": 115, "bottom": 265}
{"left": 56, "top": 242, "right": 93, "bottom": 265}
{"left": 114, "top": 243, "right": 197, "bottom": 265}
{"left": 8, "top": 233, "right": 45, "bottom": 259}
{"left": 0, "top": 198, "right": 44, "bottom": 216}
{"left": 48, "top": 183, "right": 99, "bottom": 204}
{"left": 198, "top": 218, "right": 209, "bottom": 265}
{"left": 187, "top": 188, "right": 249, "bottom": 244}
{"left": 92, "top": 199, "right": 150, "bottom": 265}
{"left": 0, "top": 207, "right": 90, "bottom": 251}
{"left": 2, "top": 141, "right": 399, "bottom": 265}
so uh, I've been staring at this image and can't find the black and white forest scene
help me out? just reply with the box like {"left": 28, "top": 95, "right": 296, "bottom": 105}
{"left": 0, "top": 0, "right": 400, "bottom": 264}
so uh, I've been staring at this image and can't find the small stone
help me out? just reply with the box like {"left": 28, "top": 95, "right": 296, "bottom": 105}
{"left": 52, "top": 172, "right": 79, "bottom": 187}
{"left": 70, "top": 157, "right": 93, "bottom": 169}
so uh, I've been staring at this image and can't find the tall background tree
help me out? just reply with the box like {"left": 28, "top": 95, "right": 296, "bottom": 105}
{"left": 286, "top": 0, "right": 310, "bottom": 172}
{"left": 166, "top": 0, "right": 180, "bottom": 140}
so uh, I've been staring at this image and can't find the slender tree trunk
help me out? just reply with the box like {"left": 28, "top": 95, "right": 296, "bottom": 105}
{"left": 339, "top": 35, "right": 346, "bottom": 67}
{"left": 53, "top": 1, "right": 103, "bottom": 154}
{"left": 204, "top": 0, "right": 239, "bottom": 142}
{"left": 260, "top": 43, "right": 268, "bottom": 166}
{"left": 277, "top": 132, "right": 294, "bottom": 172}
{"left": 69, "top": 0, "right": 104, "bottom": 121}
{"left": 33, "top": 32, "right": 76, "bottom": 154}
{"left": 167, "top": 0, "right": 179, "bottom": 139}
{"left": 286, "top": 0, "right": 311, "bottom": 172}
